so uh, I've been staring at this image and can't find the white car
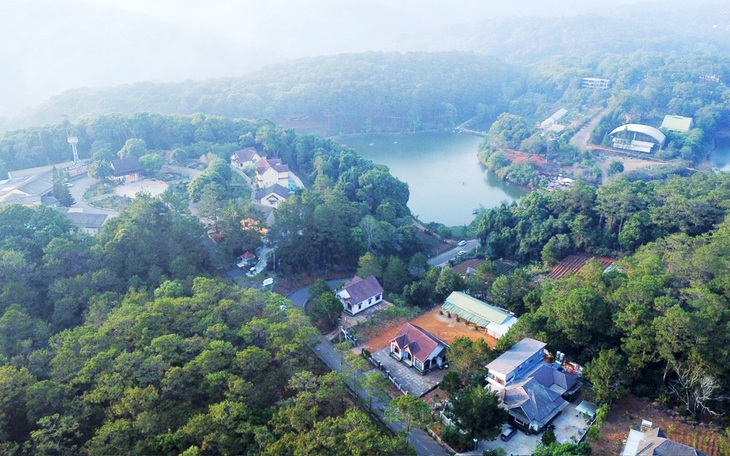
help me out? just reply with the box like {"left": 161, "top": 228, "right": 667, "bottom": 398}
{"left": 457, "top": 240, "right": 466, "bottom": 246}
{"left": 457, "top": 250, "right": 467, "bottom": 257}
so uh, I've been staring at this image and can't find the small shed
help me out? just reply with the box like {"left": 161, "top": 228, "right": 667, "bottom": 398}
{"left": 576, "top": 400, "right": 597, "bottom": 421}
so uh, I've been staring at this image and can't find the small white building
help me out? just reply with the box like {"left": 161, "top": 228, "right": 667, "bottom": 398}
{"left": 336, "top": 275, "right": 384, "bottom": 315}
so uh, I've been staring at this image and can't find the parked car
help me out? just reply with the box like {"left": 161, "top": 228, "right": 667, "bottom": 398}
{"left": 457, "top": 250, "right": 467, "bottom": 257}
{"left": 500, "top": 426, "right": 516, "bottom": 441}
{"left": 246, "top": 267, "right": 257, "bottom": 277}
{"left": 457, "top": 240, "right": 466, "bottom": 246}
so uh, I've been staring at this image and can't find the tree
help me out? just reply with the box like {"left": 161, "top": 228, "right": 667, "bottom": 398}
{"left": 51, "top": 168, "right": 74, "bottom": 207}
{"left": 385, "top": 395, "right": 432, "bottom": 443}
{"left": 668, "top": 361, "right": 725, "bottom": 420}
{"left": 308, "top": 292, "right": 343, "bottom": 331}
{"left": 117, "top": 138, "right": 147, "bottom": 158}
{"left": 608, "top": 160, "right": 624, "bottom": 176}
{"left": 533, "top": 441, "right": 592, "bottom": 456}
{"left": 584, "top": 348, "right": 627, "bottom": 404}
{"left": 356, "top": 252, "right": 383, "bottom": 280}
{"left": 139, "top": 153, "right": 164, "bottom": 174}
{"left": 88, "top": 160, "right": 113, "bottom": 180}
{"left": 446, "top": 386, "right": 507, "bottom": 440}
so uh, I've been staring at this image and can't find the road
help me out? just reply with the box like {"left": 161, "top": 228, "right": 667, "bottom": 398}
{"left": 286, "top": 279, "right": 343, "bottom": 309}
{"left": 67, "top": 174, "right": 121, "bottom": 218}
{"left": 569, "top": 107, "right": 610, "bottom": 151}
{"left": 312, "top": 334, "right": 448, "bottom": 456}
{"left": 427, "top": 239, "right": 479, "bottom": 267}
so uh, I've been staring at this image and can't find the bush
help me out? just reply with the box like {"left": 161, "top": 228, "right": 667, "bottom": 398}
{"left": 586, "top": 425, "right": 600, "bottom": 441}
{"left": 440, "top": 425, "right": 473, "bottom": 452}
{"left": 596, "top": 404, "right": 610, "bottom": 425}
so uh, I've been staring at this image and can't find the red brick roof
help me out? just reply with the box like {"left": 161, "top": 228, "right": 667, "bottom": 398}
{"left": 391, "top": 322, "right": 446, "bottom": 363}
{"left": 546, "top": 254, "right": 617, "bottom": 280}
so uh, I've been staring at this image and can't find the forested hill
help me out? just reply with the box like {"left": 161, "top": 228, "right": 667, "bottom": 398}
{"left": 10, "top": 53, "right": 521, "bottom": 134}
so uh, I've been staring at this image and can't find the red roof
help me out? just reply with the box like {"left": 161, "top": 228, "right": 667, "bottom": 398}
{"left": 391, "top": 323, "right": 446, "bottom": 363}
{"left": 546, "top": 254, "right": 617, "bottom": 280}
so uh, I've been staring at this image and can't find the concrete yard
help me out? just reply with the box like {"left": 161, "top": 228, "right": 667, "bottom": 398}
{"left": 371, "top": 347, "right": 446, "bottom": 398}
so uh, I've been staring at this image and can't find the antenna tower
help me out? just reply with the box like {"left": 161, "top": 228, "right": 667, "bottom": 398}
{"left": 67, "top": 132, "right": 79, "bottom": 163}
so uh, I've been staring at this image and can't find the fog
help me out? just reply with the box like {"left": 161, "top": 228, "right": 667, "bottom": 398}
{"left": 0, "top": 0, "right": 715, "bottom": 118}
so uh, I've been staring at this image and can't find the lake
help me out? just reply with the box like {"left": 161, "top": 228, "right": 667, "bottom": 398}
{"left": 709, "top": 137, "right": 730, "bottom": 171}
{"left": 336, "top": 132, "right": 527, "bottom": 226}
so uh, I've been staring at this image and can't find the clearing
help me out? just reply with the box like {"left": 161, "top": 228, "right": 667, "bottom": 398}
{"left": 592, "top": 394, "right": 721, "bottom": 455}
{"left": 363, "top": 307, "right": 497, "bottom": 352}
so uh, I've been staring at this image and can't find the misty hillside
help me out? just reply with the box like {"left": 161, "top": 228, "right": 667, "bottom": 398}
{"left": 6, "top": 1, "right": 729, "bottom": 132}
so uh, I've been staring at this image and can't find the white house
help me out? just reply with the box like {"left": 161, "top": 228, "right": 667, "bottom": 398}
{"left": 390, "top": 322, "right": 447, "bottom": 374}
{"left": 255, "top": 158, "right": 290, "bottom": 188}
{"left": 230, "top": 147, "right": 262, "bottom": 169}
{"left": 256, "top": 184, "right": 290, "bottom": 208}
{"left": 486, "top": 338, "right": 546, "bottom": 390}
{"left": 336, "top": 275, "right": 383, "bottom": 315}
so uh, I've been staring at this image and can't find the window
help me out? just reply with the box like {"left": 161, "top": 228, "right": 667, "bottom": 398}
{"left": 376, "top": 294, "right": 382, "bottom": 300}
{"left": 358, "top": 303, "right": 362, "bottom": 310}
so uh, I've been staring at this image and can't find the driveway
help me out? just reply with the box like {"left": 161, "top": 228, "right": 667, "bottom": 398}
{"left": 428, "top": 239, "right": 479, "bottom": 267}
{"left": 371, "top": 347, "right": 446, "bottom": 397}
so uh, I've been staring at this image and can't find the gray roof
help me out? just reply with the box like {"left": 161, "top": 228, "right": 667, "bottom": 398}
{"left": 232, "top": 147, "right": 260, "bottom": 162}
{"left": 503, "top": 377, "right": 567, "bottom": 429}
{"left": 256, "top": 184, "right": 290, "bottom": 201}
{"left": 486, "top": 338, "right": 546, "bottom": 374}
{"left": 530, "top": 363, "right": 579, "bottom": 393}
{"left": 636, "top": 428, "right": 707, "bottom": 456}
{"left": 110, "top": 157, "right": 143, "bottom": 176}
{"left": 341, "top": 275, "right": 383, "bottom": 304}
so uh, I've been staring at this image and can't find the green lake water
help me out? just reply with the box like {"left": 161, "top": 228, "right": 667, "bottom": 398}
{"left": 336, "top": 132, "right": 527, "bottom": 226}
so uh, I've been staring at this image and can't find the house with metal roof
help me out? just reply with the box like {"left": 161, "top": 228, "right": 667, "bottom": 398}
{"left": 486, "top": 338, "right": 546, "bottom": 390}
{"left": 336, "top": 275, "right": 384, "bottom": 315}
{"left": 660, "top": 115, "right": 693, "bottom": 133}
{"left": 622, "top": 426, "right": 707, "bottom": 456}
{"left": 487, "top": 337, "right": 581, "bottom": 433}
{"left": 390, "top": 322, "right": 447, "bottom": 374}
{"left": 442, "top": 291, "right": 518, "bottom": 339}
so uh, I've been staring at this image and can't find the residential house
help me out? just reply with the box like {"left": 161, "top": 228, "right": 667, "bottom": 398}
{"left": 110, "top": 157, "right": 143, "bottom": 182}
{"left": 486, "top": 338, "right": 546, "bottom": 389}
{"left": 255, "top": 158, "right": 290, "bottom": 188}
{"left": 486, "top": 338, "right": 580, "bottom": 433}
{"left": 253, "top": 203, "right": 276, "bottom": 226}
{"left": 230, "top": 147, "right": 263, "bottom": 169}
{"left": 256, "top": 184, "right": 290, "bottom": 208}
{"left": 442, "top": 291, "right": 518, "bottom": 339}
{"left": 55, "top": 208, "right": 108, "bottom": 235}
{"left": 336, "top": 275, "right": 384, "bottom": 315}
{"left": 390, "top": 322, "right": 447, "bottom": 374}
{"left": 236, "top": 251, "right": 257, "bottom": 268}
{"left": 622, "top": 426, "right": 707, "bottom": 456}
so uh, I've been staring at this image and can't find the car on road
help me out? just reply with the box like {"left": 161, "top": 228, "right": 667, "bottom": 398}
{"left": 457, "top": 240, "right": 466, "bottom": 246}
{"left": 457, "top": 250, "right": 467, "bottom": 257}
{"left": 500, "top": 426, "right": 516, "bottom": 441}
{"left": 246, "top": 267, "right": 257, "bottom": 277}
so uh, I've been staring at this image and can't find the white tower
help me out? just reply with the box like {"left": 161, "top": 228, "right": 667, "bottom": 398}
{"left": 67, "top": 134, "right": 79, "bottom": 163}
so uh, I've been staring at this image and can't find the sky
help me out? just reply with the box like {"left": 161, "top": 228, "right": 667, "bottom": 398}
{"left": 0, "top": 0, "right": 708, "bottom": 119}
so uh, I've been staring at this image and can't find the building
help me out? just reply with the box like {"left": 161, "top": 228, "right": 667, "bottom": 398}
{"left": 390, "top": 322, "right": 448, "bottom": 374}
{"left": 486, "top": 338, "right": 546, "bottom": 389}
{"left": 110, "top": 157, "right": 143, "bottom": 182}
{"left": 0, "top": 161, "right": 84, "bottom": 208}
{"left": 441, "top": 291, "right": 518, "bottom": 339}
{"left": 622, "top": 426, "right": 707, "bottom": 456}
{"left": 230, "top": 147, "right": 263, "bottom": 169}
{"left": 54, "top": 208, "right": 108, "bottom": 235}
{"left": 540, "top": 108, "right": 568, "bottom": 132}
{"left": 582, "top": 77, "right": 611, "bottom": 89}
{"left": 486, "top": 338, "right": 581, "bottom": 433}
{"left": 660, "top": 115, "right": 693, "bottom": 133}
{"left": 256, "top": 184, "right": 291, "bottom": 208}
{"left": 609, "top": 124, "right": 666, "bottom": 153}
{"left": 336, "top": 275, "right": 384, "bottom": 315}
{"left": 255, "top": 158, "right": 290, "bottom": 188}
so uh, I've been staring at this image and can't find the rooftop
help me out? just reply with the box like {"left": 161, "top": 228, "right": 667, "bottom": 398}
{"left": 442, "top": 291, "right": 512, "bottom": 326}
{"left": 486, "top": 337, "right": 546, "bottom": 374}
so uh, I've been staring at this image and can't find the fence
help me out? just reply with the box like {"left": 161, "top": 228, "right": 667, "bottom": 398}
{"left": 362, "top": 349, "right": 408, "bottom": 395}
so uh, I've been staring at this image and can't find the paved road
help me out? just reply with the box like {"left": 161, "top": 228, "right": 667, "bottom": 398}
{"left": 286, "top": 279, "right": 343, "bottom": 309}
{"left": 67, "top": 174, "right": 120, "bottom": 218}
{"left": 312, "top": 335, "right": 448, "bottom": 456}
{"left": 428, "top": 239, "right": 479, "bottom": 267}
